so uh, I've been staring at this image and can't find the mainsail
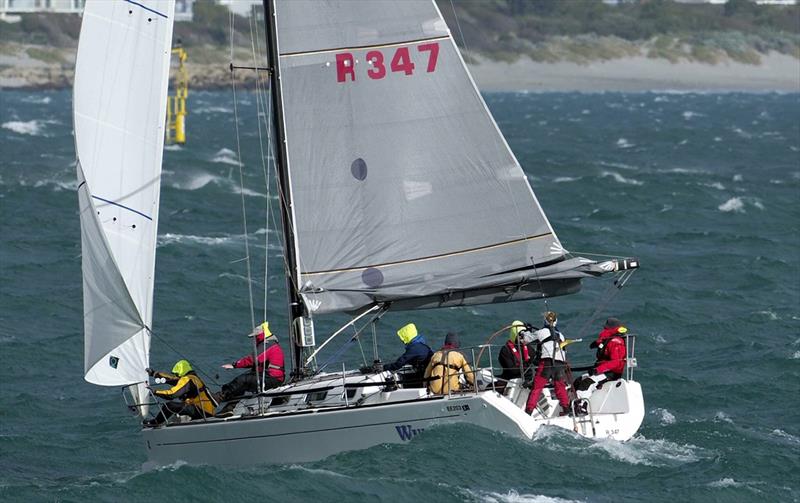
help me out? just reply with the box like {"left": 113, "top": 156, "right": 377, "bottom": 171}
{"left": 74, "top": 0, "right": 175, "bottom": 386}
{"left": 274, "top": 0, "right": 596, "bottom": 315}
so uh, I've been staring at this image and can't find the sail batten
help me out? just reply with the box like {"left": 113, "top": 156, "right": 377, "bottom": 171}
{"left": 75, "top": 0, "right": 175, "bottom": 386}
{"left": 279, "top": 35, "right": 450, "bottom": 58}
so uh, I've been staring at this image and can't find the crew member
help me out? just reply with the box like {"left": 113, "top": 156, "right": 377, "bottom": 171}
{"left": 144, "top": 360, "right": 217, "bottom": 426}
{"left": 424, "top": 332, "right": 474, "bottom": 395}
{"left": 383, "top": 323, "right": 433, "bottom": 386}
{"left": 219, "top": 321, "right": 285, "bottom": 402}
{"left": 524, "top": 311, "right": 571, "bottom": 416}
{"left": 574, "top": 317, "right": 628, "bottom": 405}
{"left": 498, "top": 320, "right": 533, "bottom": 382}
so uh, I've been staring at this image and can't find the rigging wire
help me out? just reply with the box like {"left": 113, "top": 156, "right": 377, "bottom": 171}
{"left": 448, "top": 0, "right": 469, "bottom": 55}
{"left": 149, "top": 328, "right": 221, "bottom": 386}
{"left": 229, "top": 11, "right": 256, "bottom": 330}
{"left": 248, "top": 9, "right": 273, "bottom": 323}
{"left": 573, "top": 269, "right": 637, "bottom": 340}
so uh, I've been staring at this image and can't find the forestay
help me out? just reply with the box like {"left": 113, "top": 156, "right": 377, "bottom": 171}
{"left": 274, "top": 0, "right": 595, "bottom": 315}
{"left": 74, "top": 0, "right": 175, "bottom": 386}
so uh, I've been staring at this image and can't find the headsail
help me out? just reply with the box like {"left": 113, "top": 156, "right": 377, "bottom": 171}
{"left": 74, "top": 0, "right": 175, "bottom": 385}
{"left": 274, "top": 0, "right": 593, "bottom": 315}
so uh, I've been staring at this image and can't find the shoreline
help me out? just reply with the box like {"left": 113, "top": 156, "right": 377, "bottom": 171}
{"left": 1, "top": 47, "right": 798, "bottom": 93}
{"left": 468, "top": 53, "right": 800, "bottom": 92}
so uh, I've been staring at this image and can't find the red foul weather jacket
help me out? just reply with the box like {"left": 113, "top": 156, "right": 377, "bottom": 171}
{"left": 233, "top": 333, "right": 285, "bottom": 381}
{"left": 593, "top": 327, "right": 627, "bottom": 376}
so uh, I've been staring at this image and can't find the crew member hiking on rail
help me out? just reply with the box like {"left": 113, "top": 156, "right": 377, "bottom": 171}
{"left": 425, "top": 332, "right": 474, "bottom": 395}
{"left": 219, "top": 322, "right": 285, "bottom": 402}
{"left": 574, "top": 317, "right": 628, "bottom": 412}
{"left": 381, "top": 323, "right": 433, "bottom": 387}
{"left": 524, "top": 311, "right": 572, "bottom": 416}
{"left": 144, "top": 360, "right": 217, "bottom": 426}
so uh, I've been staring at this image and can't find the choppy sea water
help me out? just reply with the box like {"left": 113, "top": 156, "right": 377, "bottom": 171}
{"left": 1, "top": 89, "right": 798, "bottom": 502}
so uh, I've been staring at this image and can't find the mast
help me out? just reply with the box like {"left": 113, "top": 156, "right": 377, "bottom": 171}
{"left": 262, "top": 0, "right": 307, "bottom": 376}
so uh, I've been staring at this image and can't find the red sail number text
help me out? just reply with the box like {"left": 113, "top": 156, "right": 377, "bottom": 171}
{"left": 336, "top": 42, "right": 440, "bottom": 83}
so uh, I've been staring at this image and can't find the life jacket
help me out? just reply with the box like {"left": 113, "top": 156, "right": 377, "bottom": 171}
{"left": 426, "top": 346, "right": 473, "bottom": 395}
{"left": 595, "top": 328, "right": 625, "bottom": 361}
{"left": 155, "top": 372, "right": 218, "bottom": 416}
{"left": 593, "top": 327, "right": 627, "bottom": 376}
{"left": 505, "top": 339, "right": 530, "bottom": 367}
{"left": 183, "top": 373, "right": 218, "bottom": 415}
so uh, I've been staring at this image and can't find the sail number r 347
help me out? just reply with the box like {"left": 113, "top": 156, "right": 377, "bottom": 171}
{"left": 336, "top": 42, "right": 439, "bottom": 83}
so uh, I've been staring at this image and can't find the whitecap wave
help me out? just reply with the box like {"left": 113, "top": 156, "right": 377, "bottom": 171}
{"left": 475, "top": 490, "right": 582, "bottom": 503}
{"left": 158, "top": 233, "right": 239, "bottom": 247}
{"left": 2, "top": 120, "right": 45, "bottom": 136}
{"left": 164, "top": 144, "right": 183, "bottom": 151}
{"left": 195, "top": 106, "right": 233, "bottom": 114}
{"left": 598, "top": 161, "right": 638, "bottom": 171}
{"left": 600, "top": 171, "right": 644, "bottom": 186}
{"left": 714, "top": 411, "right": 733, "bottom": 424}
{"left": 169, "top": 173, "right": 223, "bottom": 191}
{"left": 771, "top": 429, "right": 800, "bottom": 445}
{"left": 793, "top": 351, "right": 800, "bottom": 360}
{"left": 553, "top": 176, "right": 581, "bottom": 183}
{"left": 703, "top": 182, "right": 725, "bottom": 190}
{"left": 718, "top": 197, "right": 763, "bottom": 213}
{"left": 732, "top": 127, "right": 752, "bottom": 138}
{"left": 211, "top": 148, "right": 241, "bottom": 166}
{"left": 661, "top": 167, "right": 707, "bottom": 175}
{"left": 33, "top": 178, "right": 78, "bottom": 191}
{"left": 733, "top": 174, "right": 743, "bottom": 182}
{"left": 652, "top": 408, "right": 676, "bottom": 426}
{"left": 615, "top": 138, "right": 634, "bottom": 149}
{"left": 709, "top": 478, "right": 743, "bottom": 488}
{"left": 289, "top": 464, "right": 351, "bottom": 479}
{"left": 755, "top": 310, "right": 779, "bottom": 320}
{"left": 718, "top": 197, "right": 745, "bottom": 213}
{"left": 218, "top": 272, "right": 251, "bottom": 283}
{"left": 167, "top": 171, "right": 267, "bottom": 198}
{"left": 682, "top": 111, "right": 705, "bottom": 120}
{"left": 235, "top": 186, "right": 266, "bottom": 198}
{"left": 21, "top": 95, "right": 52, "bottom": 104}
{"left": 589, "top": 436, "right": 702, "bottom": 466}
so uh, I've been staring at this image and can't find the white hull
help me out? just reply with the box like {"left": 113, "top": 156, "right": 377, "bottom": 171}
{"left": 142, "top": 374, "right": 643, "bottom": 467}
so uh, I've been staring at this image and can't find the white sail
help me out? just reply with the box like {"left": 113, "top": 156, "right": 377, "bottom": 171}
{"left": 74, "top": 0, "right": 175, "bottom": 386}
{"left": 273, "top": 0, "right": 576, "bottom": 315}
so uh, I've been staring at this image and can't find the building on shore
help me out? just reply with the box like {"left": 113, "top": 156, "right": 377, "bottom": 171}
{"left": 1, "top": 0, "right": 194, "bottom": 22}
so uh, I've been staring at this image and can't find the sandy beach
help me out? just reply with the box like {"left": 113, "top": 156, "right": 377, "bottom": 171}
{"left": 469, "top": 52, "right": 800, "bottom": 92}
{"left": 1, "top": 43, "right": 798, "bottom": 92}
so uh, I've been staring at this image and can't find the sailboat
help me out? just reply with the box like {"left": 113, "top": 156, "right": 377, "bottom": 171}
{"left": 75, "top": 0, "right": 644, "bottom": 467}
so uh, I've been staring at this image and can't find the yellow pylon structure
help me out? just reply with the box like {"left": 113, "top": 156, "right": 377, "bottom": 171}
{"left": 166, "top": 45, "right": 188, "bottom": 144}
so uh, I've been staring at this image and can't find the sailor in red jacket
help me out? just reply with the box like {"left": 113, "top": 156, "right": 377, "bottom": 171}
{"left": 219, "top": 322, "right": 285, "bottom": 402}
{"left": 574, "top": 317, "right": 628, "bottom": 404}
